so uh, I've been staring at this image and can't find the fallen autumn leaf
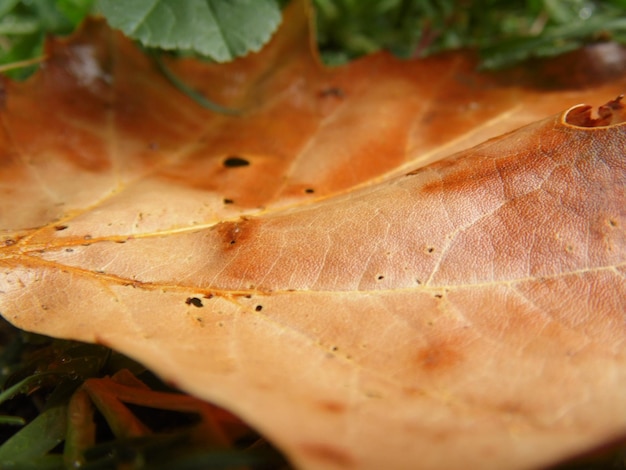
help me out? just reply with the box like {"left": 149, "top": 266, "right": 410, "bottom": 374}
{"left": 1, "top": 1, "right": 626, "bottom": 469}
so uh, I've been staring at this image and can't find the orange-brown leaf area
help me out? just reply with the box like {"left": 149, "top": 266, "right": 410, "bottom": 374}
{"left": 2, "top": 1, "right": 626, "bottom": 469}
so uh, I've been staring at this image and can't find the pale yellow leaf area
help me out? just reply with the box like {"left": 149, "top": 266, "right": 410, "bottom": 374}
{"left": 1, "top": 1, "right": 626, "bottom": 469}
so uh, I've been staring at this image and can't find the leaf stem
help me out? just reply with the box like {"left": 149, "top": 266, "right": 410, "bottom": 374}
{"left": 150, "top": 52, "right": 241, "bottom": 116}
{"left": 0, "top": 55, "right": 47, "bottom": 73}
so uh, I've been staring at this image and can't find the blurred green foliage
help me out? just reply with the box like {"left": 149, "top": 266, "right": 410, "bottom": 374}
{"left": 1, "top": 0, "right": 626, "bottom": 79}
{"left": 314, "top": 0, "right": 626, "bottom": 67}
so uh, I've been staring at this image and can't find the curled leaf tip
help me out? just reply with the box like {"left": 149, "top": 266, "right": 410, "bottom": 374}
{"left": 565, "top": 95, "right": 626, "bottom": 127}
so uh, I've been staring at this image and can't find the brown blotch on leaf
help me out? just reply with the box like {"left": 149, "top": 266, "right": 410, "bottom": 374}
{"left": 54, "top": 225, "right": 68, "bottom": 231}
{"left": 318, "top": 400, "right": 347, "bottom": 414}
{"left": 414, "top": 341, "right": 462, "bottom": 372}
{"left": 299, "top": 442, "right": 355, "bottom": 468}
{"left": 214, "top": 217, "right": 258, "bottom": 249}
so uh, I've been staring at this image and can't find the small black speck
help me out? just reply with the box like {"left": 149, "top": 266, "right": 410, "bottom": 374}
{"left": 65, "top": 248, "right": 74, "bottom": 253}
{"left": 304, "top": 188, "right": 315, "bottom": 194}
{"left": 223, "top": 198, "right": 234, "bottom": 204}
{"left": 427, "top": 247, "right": 434, "bottom": 253}
{"left": 255, "top": 305, "right": 263, "bottom": 311}
{"left": 331, "top": 346, "right": 339, "bottom": 352}
{"left": 223, "top": 156, "right": 250, "bottom": 168}
{"left": 319, "top": 87, "right": 345, "bottom": 98}
{"left": 230, "top": 240, "right": 236, "bottom": 245}
{"left": 377, "top": 275, "right": 384, "bottom": 280}
{"left": 415, "top": 279, "right": 421, "bottom": 284}
{"left": 54, "top": 225, "right": 68, "bottom": 231}
{"left": 185, "top": 297, "right": 203, "bottom": 308}
{"left": 434, "top": 294, "right": 443, "bottom": 299}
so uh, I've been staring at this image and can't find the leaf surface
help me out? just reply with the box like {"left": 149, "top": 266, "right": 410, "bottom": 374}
{"left": 1, "top": 2, "right": 626, "bottom": 469}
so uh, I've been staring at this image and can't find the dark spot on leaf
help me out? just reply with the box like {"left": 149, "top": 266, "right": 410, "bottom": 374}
{"left": 54, "top": 225, "right": 68, "bottom": 231}
{"left": 304, "top": 188, "right": 315, "bottom": 194}
{"left": 185, "top": 297, "right": 203, "bottom": 308}
{"left": 223, "top": 156, "right": 250, "bottom": 167}
{"left": 427, "top": 247, "right": 434, "bottom": 253}
{"left": 65, "top": 248, "right": 74, "bottom": 252}
{"left": 223, "top": 198, "right": 234, "bottom": 204}
{"left": 377, "top": 275, "right": 384, "bottom": 280}
{"left": 415, "top": 279, "right": 422, "bottom": 284}
{"left": 434, "top": 294, "right": 443, "bottom": 299}
{"left": 609, "top": 219, "right": 618, "bottom": 227}
{"left": 319, "top": 87, "right": 345, "bottom": 98}
{"left": 204, "top": 293, "right": 214, "bottom": 299}
{"left": 4, "top": 239, "right": 15, "bottom": 246}
{"left": 255, "top": 305, "right": 263, "bottom": 311}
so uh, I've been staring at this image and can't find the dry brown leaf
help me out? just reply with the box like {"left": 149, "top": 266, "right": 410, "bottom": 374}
{"left": 1, "top": 1, "right": 626, "bottom": 469}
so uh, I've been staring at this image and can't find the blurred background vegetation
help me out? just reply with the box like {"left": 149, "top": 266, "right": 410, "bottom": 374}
{"left": 1, "top": 0, "right": 626, "bottom": 79}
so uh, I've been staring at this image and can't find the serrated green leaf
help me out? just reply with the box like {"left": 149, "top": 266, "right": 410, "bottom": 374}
{"left": 56, "top": 0, "right": 96, "bottom": 26}
{"left": 98, "top": 0, "right": 282, "bottom": 62}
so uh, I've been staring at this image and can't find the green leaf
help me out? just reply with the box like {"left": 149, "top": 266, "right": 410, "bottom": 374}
{"left": 0, "top": 405, "right": 67, "bottom": 463}
{"left": 97, "top": 0, "right": 282, "bottom": 62}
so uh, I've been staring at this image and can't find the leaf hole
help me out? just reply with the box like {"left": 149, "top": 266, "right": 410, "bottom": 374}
{"left": 223, "top": 156, "right": 250, "bottom": 168}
